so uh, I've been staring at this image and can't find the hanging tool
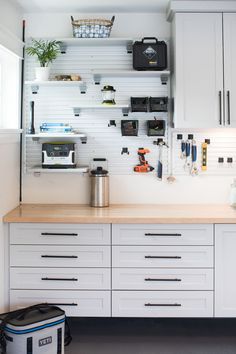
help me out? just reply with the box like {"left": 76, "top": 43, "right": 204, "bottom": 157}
{"left": 180, "top": 140, "right": 186, "bottom": 159}
{"left": 167, "top": 134, "right": 176, "bottom": 184}
{"left": 153, "top": 140, "right": 169, "bottom": 181}
{"left": 134, "top": 148, "right": 154, "bottom": 173}
{"left": 190, "top": 140, "right": 199, "bottom": 176}
{"left": 184, "top": 140, "right": 191, "bottom": 171}
{"left": 201, "top": 142, "right": 208, "bottom": 171}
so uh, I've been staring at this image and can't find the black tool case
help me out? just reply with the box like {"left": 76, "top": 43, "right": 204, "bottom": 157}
{"left": 133, "top": 37, "right": 167, "bottom": 71}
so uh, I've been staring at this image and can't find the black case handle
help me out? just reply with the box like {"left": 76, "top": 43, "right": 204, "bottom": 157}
{"left": 142, "top": 37, "right": 158, "bottom": 43}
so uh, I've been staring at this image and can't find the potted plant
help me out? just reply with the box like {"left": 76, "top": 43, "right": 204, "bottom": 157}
{"left": 26, "top": 39, "right": 61, "bottom": 81}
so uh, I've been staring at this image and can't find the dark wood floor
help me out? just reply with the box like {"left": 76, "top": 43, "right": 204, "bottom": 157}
{"left": 65, "top": 318, "right": 236, "bottom": 354}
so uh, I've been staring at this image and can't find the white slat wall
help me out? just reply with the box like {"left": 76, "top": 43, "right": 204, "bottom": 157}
{"left": 24, "top": 43, "right": 169, "bottom": 175}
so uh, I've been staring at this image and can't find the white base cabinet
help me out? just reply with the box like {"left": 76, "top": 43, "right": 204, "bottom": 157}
{"left": 215, "top": 224, "right": 236, "bottom": 317}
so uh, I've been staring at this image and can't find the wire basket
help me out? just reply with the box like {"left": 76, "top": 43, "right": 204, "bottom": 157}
{"left": 71, "top": 16, "right": 115, "bottom": 38}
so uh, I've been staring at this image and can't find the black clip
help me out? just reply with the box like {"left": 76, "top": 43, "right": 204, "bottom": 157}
{"left": 108, "top": 120, "right": 116, "bottom": 127}
{"left": 153, "top": 138, "right": 169, "bottom": 148}
{"left": 121, "top": 147, "right": 130, "bottom": 155}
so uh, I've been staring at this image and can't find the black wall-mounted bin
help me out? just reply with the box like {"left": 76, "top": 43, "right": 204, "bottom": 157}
{"left": 121, "top": 120, "right": 139, "bottom": 136}
{"left": 147, "top": 120, "right": 166, "bottom": 136}
{"left": 149, "top": 97, "right": 168, "bottom": 112}
{"left": 131, "top": 97, "right": 149, "bottom": 112}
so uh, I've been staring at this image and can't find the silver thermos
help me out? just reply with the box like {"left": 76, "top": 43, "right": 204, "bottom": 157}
{"left": 90, "top": 160, "right": 109, "bottom": 207}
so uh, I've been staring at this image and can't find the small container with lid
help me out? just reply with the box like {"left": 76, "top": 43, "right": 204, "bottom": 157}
{"left": 101, "top": 85, "right": 116, "bottom": 105}
{"left": 90, "top": 158, "right": 109, "bottom": 207}
{"left": 229, "top": 178, "right": 236, "bottom": 207}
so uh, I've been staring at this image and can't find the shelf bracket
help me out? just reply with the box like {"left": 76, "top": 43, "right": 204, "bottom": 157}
{"left": 73, "top": 108, "right": 80, "bottom": 117}
{"left": 93, "top": 74, "right": 101, "bottom": 85}
{"left": 161, "top": 74, "right": 168, "bottom": 85}
{"left": 122, "top": 107, "right": 129, "bottom": 117}
{"left": 80, "top": 136, "right": 87, "bottom": 144}
{"left": 59, "top": 43, "right": 67, "bottom": 54}
{"left": 80, "top": 83, "right": 87, "bottom": 94}
{"left": 31, "top": 85, "right": 39, "bottom": 94}
{"left": 126, "top": 41, "right": 133, "bottom": 54}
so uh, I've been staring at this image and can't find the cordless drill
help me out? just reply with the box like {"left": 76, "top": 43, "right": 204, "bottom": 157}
{"left": 134, "top": 148, "right": 154, "bottom": 173}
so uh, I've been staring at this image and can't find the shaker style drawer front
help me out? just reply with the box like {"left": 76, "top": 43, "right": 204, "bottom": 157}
{"left": 112, "top": 291, "right": 213, "bottom": 318}
{"left": 112, "top": 224, "right": 213, "bottom": 245}
{"left": 10, "top": 268, "right": 111, "bottom": 290}
{"left": 10, "top": 245, "right": 111, "bottom": 268}
{"left": 10, "top": 223, "right": 111, "bottom": 245}
{"left": 112, "top": 268, "right": 214, "bottom": 291}
{"left": 112, "top": 246, "right": 213, "bottom": 268}
{"left": 10, "top": 290, "right": 111, "bottom": 317}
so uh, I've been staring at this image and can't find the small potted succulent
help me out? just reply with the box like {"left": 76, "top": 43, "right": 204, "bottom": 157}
{"left": 26, "top": 39, "right": 61, "bottom": 81}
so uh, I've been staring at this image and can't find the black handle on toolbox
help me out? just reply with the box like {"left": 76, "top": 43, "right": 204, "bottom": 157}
{"left": 41, "top": 277, "right": 78, "bottom": 281}
{"left": 145, "top": 233, "right": 182, "bottom": 237}
{"left": 145, "top": 278, "right": 182, "bottom": 282}
{"left": 41, "top": 232, "right": 78, "bottom": 236}
{"left": 142, "top": 37, "right": 158, "bottom": 43}
{"left": 46, "top": 303, "right": 78, "bottom": 307}
{"left": 41, "top": 255, "right": 78, "bottom": 259}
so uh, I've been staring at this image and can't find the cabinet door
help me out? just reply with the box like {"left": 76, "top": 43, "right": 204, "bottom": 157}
{"left": 173, "top": 13, "right": 224, "bottom": 128}
{"left": 215, "top": 224, "right": 236, "bottom": 317}
{"left": 223, "top": 14, "right": 236, "bottom": 127}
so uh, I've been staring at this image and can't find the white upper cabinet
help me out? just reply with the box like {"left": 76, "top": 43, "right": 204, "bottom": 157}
{"left": 223, "top": 14, "right": 236, "bottom": 127}
{"left": 172, "top": 12, "right": 236, "bottom": 128}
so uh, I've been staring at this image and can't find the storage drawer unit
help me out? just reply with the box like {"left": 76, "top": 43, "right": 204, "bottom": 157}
{"left": 112, "top": 268, "right": 214, "bottom": 291}
{"left": 112, "top": 224, "right": 213, "bottom": 245}
{"left": 10, "top": 223, "right": 111, "bottom": 245}
{"left": 10, "top": 268, "right": 111, "bottom": 290}
{"left": 10, "top": 245, "right": 111, "bottom": 268}
{"left": 112, "top": 245, "right": 213, "bottom": 268}
{"left": 112, "top": 291, "right": 213, "bottom": 318}
{"left": 10, "top": 290, "right": 111, "bottom": 317}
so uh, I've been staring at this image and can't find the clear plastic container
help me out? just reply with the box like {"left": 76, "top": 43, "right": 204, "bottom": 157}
{"left": 229, "top": 178, "right": 236, "bottom": 207}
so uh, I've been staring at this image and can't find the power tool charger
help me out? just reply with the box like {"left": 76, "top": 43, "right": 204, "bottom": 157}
{"left": 0, "top": 304, "right": 72, "bottom": 354}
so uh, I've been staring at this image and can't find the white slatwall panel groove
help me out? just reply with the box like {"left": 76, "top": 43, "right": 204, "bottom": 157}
{"left": 24, "top": 43, "right": 169, "bottom": 175}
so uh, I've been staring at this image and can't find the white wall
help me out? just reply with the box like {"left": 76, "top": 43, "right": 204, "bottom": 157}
{"left": 0, "top": 0, "right": 22, "bottom": 312}
{"left": 22, "top": 12, "right": 233, "bottom": 205}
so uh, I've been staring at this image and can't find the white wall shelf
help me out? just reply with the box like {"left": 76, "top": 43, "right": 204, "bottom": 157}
{"left": 25, "top": 80, "right": 87, "bottom": 94}
{"left": 56, "top": 37, "right": 134, "bottom": 54}
{"left": 73, "top": 104, "right": 130, "bottom": 117}
{"left": 91, "top": 70, "right": 170, "bottom": 85}
{"left": 25, "top": 133, "right": 87, "bottom": 143}
{"left": 29, "top": 166, "right": 89, "bottom": 176}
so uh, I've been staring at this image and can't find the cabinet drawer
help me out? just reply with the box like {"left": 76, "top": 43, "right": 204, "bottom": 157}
{"left": 10, "top": 223, "right": 111, "bottom": 245}
{"left": 112, "top": 224, "right": 213, "bottom": 245}
{"left": 112, "top": 291, "right": 213, "bottom": 317}
{"left": 112, "top": 246, "right": 213, "bottom": 268}
{"left": 112, "top": 268, "right": 213, "bottom": 291}
{"left": 10, "top": 245, "right": 111, "bottom": 268}
{"left": 10, "top": 268, "right": 111, "bottom": 290}
{"left": 10, "top": 290, "right": 111, "bottom": 317}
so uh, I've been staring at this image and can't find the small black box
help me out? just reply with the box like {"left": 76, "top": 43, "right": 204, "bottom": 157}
{"left": 149, "top": 97, "right": 168, "bottom": 112}
{"left": 133, "top": 37, "right": 167, "bottom": 71}
{"left": 147, "top": 120, "right": 166, "bottom": 136}
{"left": 131, "top": 97, "right": 149, "bottom": 112}
{"left": 121, "top": 120, "right": 139, "bottom": 136}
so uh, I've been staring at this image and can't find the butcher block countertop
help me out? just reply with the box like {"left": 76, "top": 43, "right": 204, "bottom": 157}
{"left": 3, "top": 204, "right": 236, "bottom": 224}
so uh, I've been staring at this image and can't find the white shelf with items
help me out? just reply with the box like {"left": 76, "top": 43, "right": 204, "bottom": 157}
{"left": 56, "top": 37, "right": 134, "bottom": 54}
{"left": 73, "top": 104, "right": 130, "bottom": 117}
{"left": 25, "top": 80, "right": 87, "bottom": 94}
{"left": 92, "top": 70, "right": 170, "bottom": 85}
{"left": 25, "top": 133, "right": 87, "bottom": 143}
{"left": 29, "top": 166, "right": 89, "bottom": 176}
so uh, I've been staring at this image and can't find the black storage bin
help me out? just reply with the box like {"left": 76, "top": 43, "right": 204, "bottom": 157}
{"left": 133, "top": 37, "right": 167, "bottom": 71}
{"left": 147, "top": 120, "right": 166, "bottom": 136}
{"left": 149, "top": 97, "right": 168, "bottom": 112}
{"left": 121, "top": 120, "right": 139, "bottom": 136}
{"left": 131, "top": 97, "right": 149, "bottom": 112}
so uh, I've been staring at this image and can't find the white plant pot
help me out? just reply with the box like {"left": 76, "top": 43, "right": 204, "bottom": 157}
{"left": 35, "top": 67, "right": 50, "bottom": 81}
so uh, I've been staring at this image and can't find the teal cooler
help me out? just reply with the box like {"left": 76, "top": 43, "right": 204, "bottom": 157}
{"left": 0, "top": 304, "right": 70, "bottom": 354}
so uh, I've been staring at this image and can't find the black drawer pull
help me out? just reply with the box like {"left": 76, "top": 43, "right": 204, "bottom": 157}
{"left": 145, "top": 303, "right": 181, "bottom": 307}
{"left": 46, "top": 303, "right": 78, "bottom": 307}
{"left": 145, "top": 233, "right": 182, "bottom": 237}
{"left": 145, "top": 278, "right": 181, "bottom": 282}
{"left": 41, "top": 277, "right": 78, "bottom": 281}
{"left": 41, "top": 233, "right": 78, "bottom": 236}
{"left": 41, "top": 255, "right": 78, "bottom": 259}
{"left": 145, "top": 256, "right": 182, "bottom": 259}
